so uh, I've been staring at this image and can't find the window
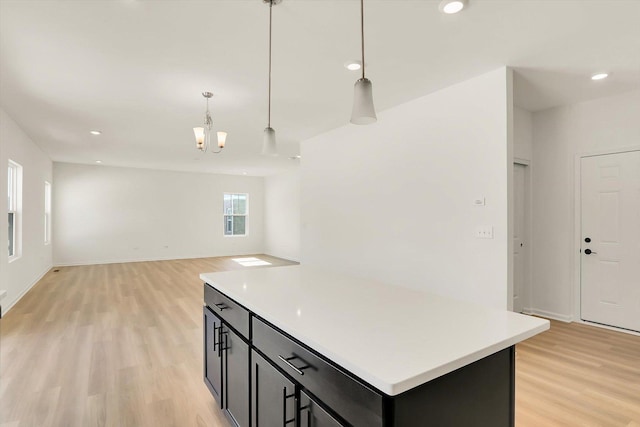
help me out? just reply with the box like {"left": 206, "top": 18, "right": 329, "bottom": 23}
{"left": 223, "top": 193, "right": 248, "bottom": 236}
{"left": 44, "top": 181, "right": 52, "bottom": 245}
{"left": 8, "top": 161, "right": 22, "bottom": 260}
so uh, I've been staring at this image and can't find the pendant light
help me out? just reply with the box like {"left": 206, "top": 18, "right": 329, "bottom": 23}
{"left": 262, "top": 0, "right": 281, "bottom": 156}
{"left": 194, "top": 92, "right": 226, "bottom": 153}
{"left": 350, "top": 0, "right": 377, "bottom": 125}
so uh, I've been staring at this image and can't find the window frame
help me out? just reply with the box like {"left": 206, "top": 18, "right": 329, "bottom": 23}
{"left": 8, "top": 160, "right": 22, "bottom": 262}
{"left": 223, "top": 193, "right": 249, "bottom": 237}
{"left": 44, "top": 181, "right": 52, "bottom": 245}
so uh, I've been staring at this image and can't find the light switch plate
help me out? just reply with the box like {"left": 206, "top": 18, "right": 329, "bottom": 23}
{"left": 475, "top": 226, "right": 494, "bottom": 239}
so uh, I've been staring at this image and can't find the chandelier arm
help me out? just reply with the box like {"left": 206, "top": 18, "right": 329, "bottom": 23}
{"left": 207, "top": 98, "right": 212, "bottom": 151}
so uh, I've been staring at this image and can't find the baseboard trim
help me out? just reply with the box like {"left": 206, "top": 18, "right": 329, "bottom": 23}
{"left": 54, "top": 253, "right": 261, "bottom": 267}
{"left": 264, "top": 252, "right": 300, "bottom": 263}
{"left": 524, "top": 308, "right": 572, "bottom": 323}
{"left": 263, "top": 253, "right": 300, "bottom": 263}
{"left": 2, "top": 264, "right": 53, "bottom": 316}
{"left": 575, "top": 319, "right": 640, "bottom": 336}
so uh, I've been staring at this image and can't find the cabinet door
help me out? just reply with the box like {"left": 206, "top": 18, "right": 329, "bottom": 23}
{"left": 203, "top": 307, "right": 223, "bottom": 404}
{"left": 222, "top": 327, "right": 249, "bottom": 427}
{"left": 251, "top": 350, "right": 296, "bottom": 427}
{"left": 300, "top": 391, "right": 344, "bottom": 427}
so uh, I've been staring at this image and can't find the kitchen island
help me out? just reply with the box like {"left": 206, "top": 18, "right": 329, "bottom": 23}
{"left": 201, "top": 265, "right": 549, "bottom": 427}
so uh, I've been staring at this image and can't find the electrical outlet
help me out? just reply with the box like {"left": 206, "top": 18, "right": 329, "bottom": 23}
{"left": 475, "top": 226, "right": 494, "bottom": 239}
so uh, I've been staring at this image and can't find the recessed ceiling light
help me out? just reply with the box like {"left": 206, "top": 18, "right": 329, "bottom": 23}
{"left": 242, "top": 172, "right": 248, "bottom": 175}
{"left": 344, "top": 60, "right": 362, "bottom": 71}
{"left": 90, "top": 130, "right": 101, "bottom": 135}
{"left": 288, "top": 155, "right": 301, "bottom": 160}
{"left": 439, "top": 0, "right": 467, "bottom": 14}
{"left": 591, "top": 73, "right": 609, "bottom": 81}
{"left": 95, "top": 160, "right": 102, "bottom": 164}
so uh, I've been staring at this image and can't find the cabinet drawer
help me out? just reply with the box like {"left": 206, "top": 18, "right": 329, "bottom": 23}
{"left": 204, "top": 284, "right": 250, "bottom": 340}
{"left": 252, "top": 317, "right": 383, "bottom": 427}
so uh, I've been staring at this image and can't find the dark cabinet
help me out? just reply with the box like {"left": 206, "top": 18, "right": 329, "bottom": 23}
{"left": 251, "top": 350, "right": 296, "bottom": 427}
{"left": 222, "top": 326, "right": 249, "bottom": 427}
{"left": 203, "top": 307, "right": 223, "bottom": 403}
{"left": 204, "top": 306, "right": 249, "bottom": 427}
{"left": 204, "top": 282, "right": 516, "bottom": 427}
{"left": 300, "top": 391, "right": 344, "bottom": 427}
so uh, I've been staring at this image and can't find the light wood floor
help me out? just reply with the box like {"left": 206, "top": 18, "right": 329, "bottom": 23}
{"left": 516, "top": 319, "right": 640, "bottom": 426}
{"left": 1, "top": 257, "right": 638, "bottom": 427}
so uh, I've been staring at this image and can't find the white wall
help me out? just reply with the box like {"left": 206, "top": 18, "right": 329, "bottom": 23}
{"left": 0, "top": 109, "right": 53, "bottom": 314}
{"left": 514, "top": 107, "right": 533, "bottom": 162}
{"left": 301, "top": 68, "right": 512, "bottom": 310}
{"left": 53, "top": 163, "right": 265, "bottom": 265}
{"left": 531, "top": 90, "right": 640, "bottom": 320}
{"left": 264, "top": 170, "right": 301, "bottom": 262}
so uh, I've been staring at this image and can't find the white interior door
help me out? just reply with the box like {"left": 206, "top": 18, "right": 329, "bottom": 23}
{"left": 513, "top": 163, "right": 528, "bottom": 313}
{"left": 581, "top": 150, "right": 640, "bottom": 332}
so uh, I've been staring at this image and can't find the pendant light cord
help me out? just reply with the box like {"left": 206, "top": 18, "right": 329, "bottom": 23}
{"left": 268, "top": 0, "right": 273, "bottom": 128}
{"left": 360, "top": 0, "right": 365, "bottom": 79}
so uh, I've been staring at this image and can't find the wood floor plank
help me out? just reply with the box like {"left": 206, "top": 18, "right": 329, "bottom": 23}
{"left": 1, "top": 256, "right": 638, "bottom": 426}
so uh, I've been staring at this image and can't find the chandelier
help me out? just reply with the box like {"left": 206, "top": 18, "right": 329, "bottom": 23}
{"left": 194, "top": 92, "right": 227, "bottom": 153}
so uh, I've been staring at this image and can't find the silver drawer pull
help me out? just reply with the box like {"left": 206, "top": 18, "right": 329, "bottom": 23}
{"left": 278, "top": 355, "right": 310, "bottom": 376}
{"left": 214, "top": 302, "right": 229, "bottom": 311}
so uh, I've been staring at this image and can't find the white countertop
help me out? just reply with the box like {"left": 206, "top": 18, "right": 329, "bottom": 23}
{"left": 200, "top": 265, "right": 549, "bottom": 396}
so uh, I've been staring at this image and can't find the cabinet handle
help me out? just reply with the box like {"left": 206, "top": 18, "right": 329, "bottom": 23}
{"left": 282, "top": 387, "right": 295, "bottom": 426}
{"left": 214, "top": 302, "right": 229, "bottom": 311}
{"left": 278, "top": 355, "right": 311, "bottom": 376}
{"left": 300, "top": 404, "right": 311, "bottom": 427}
{"left": 254, "top": 363, "right": 260, "bottom": 422}
{"left": 212, "top": 324, "right": 219, "bottom": 353}
{"left": 218, "top": 330, "right": 228, "bottom": 358}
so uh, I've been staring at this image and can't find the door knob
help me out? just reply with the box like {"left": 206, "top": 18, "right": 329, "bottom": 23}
{"left": 584, "top": 249, "right": 597, "bottom": 255}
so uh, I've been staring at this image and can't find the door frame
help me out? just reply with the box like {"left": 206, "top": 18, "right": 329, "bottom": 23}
{"left": 572, "top": 145, "right": 640, "bottom": 331}
{"left": 513, "top": 158, "right": 532, "bottom": 314}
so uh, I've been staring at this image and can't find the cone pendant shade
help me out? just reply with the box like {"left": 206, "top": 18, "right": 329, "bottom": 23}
{"left": 351, "top": 78, "right": 377, "bottom": 125}
{"left": 262, "top": 127, "right": 277, "bottom": 156}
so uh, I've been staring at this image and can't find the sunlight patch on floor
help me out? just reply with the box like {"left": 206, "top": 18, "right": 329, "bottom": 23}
{"left": 232, "top": 257, "right": 272, "bottom": 267}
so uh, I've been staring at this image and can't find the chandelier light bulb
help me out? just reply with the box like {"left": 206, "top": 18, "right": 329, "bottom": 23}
{"left": 194, "top": 127, "right": 206, "bottom": 150}
{"left": 217, "top": 131, "right": 227, "bottom": 148}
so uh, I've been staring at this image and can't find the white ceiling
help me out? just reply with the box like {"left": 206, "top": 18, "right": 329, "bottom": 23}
{"left": 1, "top": 0, "right": 639, "bottom": 176}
